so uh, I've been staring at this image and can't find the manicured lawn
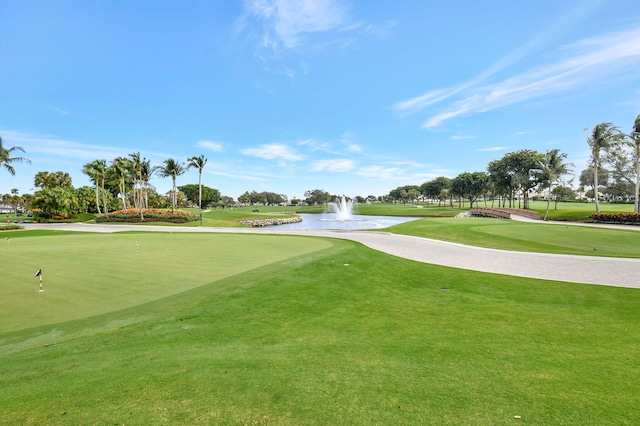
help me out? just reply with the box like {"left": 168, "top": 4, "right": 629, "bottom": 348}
{"left": 188, "top": 201, "right": 632, "bottom": 227}
{"left": 385, "top": 217, "right": 640, "bottom": 258}
{"left": 527, "top": 200, "right": 634, "bottom": 221}
{"left": 1, "top": 231, "right": 639, "bottom": 424}
{"left": 0, "top": 231, "right": 331, "bottom": 332}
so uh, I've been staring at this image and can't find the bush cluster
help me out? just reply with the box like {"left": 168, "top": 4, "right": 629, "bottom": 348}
{"left": 110, "top": 208, "right": 193, "bottom": 216}
{"left": 590, "top": 212, "right": 640, "bottom": 224}
{"left": 96, "top": 209, "right": 197, "bottom": 224}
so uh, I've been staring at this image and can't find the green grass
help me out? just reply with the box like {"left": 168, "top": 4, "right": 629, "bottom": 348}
{"left": 385, "top": 217, "right": 640, "bottom": 258}
{"left": 1, "top": 231, "right": 639, "bottom": 424}
{"left": 189, "top": 201, "right": 632, "bottom": 227}
{"left": 527, "top": 200, "right": 634, "bottom": 221}
{"left": 0, "top": 231, "right": 331, "bottom": 332}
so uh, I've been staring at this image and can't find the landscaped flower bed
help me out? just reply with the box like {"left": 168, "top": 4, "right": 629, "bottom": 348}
{"left": 96, "top": 209, "right": 198, "bottom": 223}
{"left": 590, "top": 212, "right": 640, "bottom": 225}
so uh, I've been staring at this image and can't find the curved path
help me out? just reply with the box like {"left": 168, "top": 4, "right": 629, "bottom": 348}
{"left": 21, "top": 222, "right": 640, "bottom": 289}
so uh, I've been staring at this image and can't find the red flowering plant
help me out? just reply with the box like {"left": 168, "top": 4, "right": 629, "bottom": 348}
{"left": 97, "top": 209, "right": 197, "bottom": 223}
{"left": 590, "top": 212, "right": 640, "bottom": 224}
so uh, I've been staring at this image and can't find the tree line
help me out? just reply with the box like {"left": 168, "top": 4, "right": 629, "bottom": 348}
{"left": 0, "top": 143, "right": 224, "bottom": 218}
{"left": 3, "top": 114, "right": 639, "bottom": 217}
{"left": 388, "top": 116, "right": 640, "bottom": 218}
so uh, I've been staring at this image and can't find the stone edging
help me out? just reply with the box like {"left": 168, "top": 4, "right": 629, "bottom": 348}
{"left": 239, "top": 217, "right": 303, "bottom": 227}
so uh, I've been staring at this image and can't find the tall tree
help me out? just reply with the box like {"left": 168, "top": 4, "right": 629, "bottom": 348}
{"left": 109, "top": 157, "right": 132, "bottom": 210}
{"left": 95, "top": 159, "right": 109, "bottom": 218}
{"left": 538, "top": 149, "right": 573, "bottom": 220}
{"left": 34, "top": 171, "right": 72, "bottom": 189}
{"left": 631, "top": 115, "right": 640, "bottom": 213}
{"left": 155, "top": 158, "right": 185, "bottom": 211}
{"left": 129, "top": 152, "right": 145, "bottom": 220}
{"left": 451, "top": 172, "right": 488, "bottom": 208}
{"left": 82, "top": 160, "right": 104, "bottom": 215}
{"left": 187, "top": 154, "right": 207, "bottom": 210}
{"left": 140, "top": 158, "right": 153, "bottom": 210}
{"left": 421, "top": 176, "right": 451, "bottom": 206}
{"left": 0, "top": 137, "right": 31, "bottom": 189}
{"left": 487, "top": 150, "right": 544, "bottom": 209}
{"left": 586, "top": 122, "right": 624, "bottom": 213}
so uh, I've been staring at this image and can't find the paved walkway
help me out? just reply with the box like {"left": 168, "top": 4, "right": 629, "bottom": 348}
{"left": 20, "top": 222, "right": 640, "bottom": 289}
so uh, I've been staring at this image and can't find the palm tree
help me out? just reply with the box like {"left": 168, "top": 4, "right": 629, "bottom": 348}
{"left": 109, "top": 157, "right": 132, "bottom": 210}
{"left": 631, "top": 115, "right": 640, "bottom": 213}
{"left": 187, "top": 154, "right": 208, "bottom": 210}
{"left": 34, "top": 171, "right": 52, "bottom": 189}
{"left": 82, "top": 160, "right": 104, "bottom": 215}
{"left": 586, "top": 122, "right": 624, "bottom": 213}
{"left": 129, "top": 152, "right": 144, "bottom": 220}
{"left": 52, "top": 171, "right": 73, "bottom": 188}
{"left": 0, "top": 137, "right": 31, "bottom": 183}
{"left": 155, "top": 158, "right": 185, "bottom": 211}
{"left": 140, "top": 158, "right": 153, "bottom": 210}
{"left": 94, "top": 159, "right": 109, "bottom": 218}
{"left": 539, "top": 149, "right": 573, "bottom": 220}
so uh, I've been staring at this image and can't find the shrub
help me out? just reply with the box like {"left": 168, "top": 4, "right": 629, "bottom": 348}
{"left": 96, "top": 209, "right": 197, "bottom": 224}
{"left": 590, "top": 212, "right": 640, "bottom": 224}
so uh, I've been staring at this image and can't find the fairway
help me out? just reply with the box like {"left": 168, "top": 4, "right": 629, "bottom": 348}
{"left": 386, "top": 217, "right": 640, "bottom": 258}
{"left": 1, "top": 231, "right": 639, "bottom": 425}
{"left": 0, "top": 231, "right": 332, "bottom": 332}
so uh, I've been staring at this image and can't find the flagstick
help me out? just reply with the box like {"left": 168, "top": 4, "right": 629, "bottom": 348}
{"left": 35, "top": 269, "right": 43, "bottom": 292}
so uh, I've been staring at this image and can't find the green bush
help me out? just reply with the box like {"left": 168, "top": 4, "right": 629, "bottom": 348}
{"left": 34, "top": 213, "right": 96, "bottom": 223}
{"left": 96, "top": 213, "right": 198, "bottom": 224}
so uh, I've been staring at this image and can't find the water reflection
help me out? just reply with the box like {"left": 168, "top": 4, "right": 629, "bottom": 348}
{"left": 271, "top": 213, "right": 419, "bottom": 230}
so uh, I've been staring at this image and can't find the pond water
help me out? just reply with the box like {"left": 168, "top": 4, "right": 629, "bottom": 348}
{"left": 271, "top": 213, "right": 419, "bottom": 231}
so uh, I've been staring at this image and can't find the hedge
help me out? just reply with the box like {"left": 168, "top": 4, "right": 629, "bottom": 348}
{"left": 589, "top": 212, "right": 640, "bottom": 224}
{"left": 96, "top": 212, "right": 198, "bottom": 224}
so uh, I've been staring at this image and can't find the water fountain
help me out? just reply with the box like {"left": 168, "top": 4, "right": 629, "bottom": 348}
{"left": 268, "top": 195, "right": 418, "bottom": 230}
{"left": 332, "top": 195, "right": 354, "bottom": 221}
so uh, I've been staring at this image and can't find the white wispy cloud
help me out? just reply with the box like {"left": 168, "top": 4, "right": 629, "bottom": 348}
{"left": 240, "top": 0, "right": 353, "bottom": 51}
{"left": 43, "top": 104, "right": 71, "bottom": 115}
{"left": 298, "top": 135, "right": 362, "bottom": 154}
{"left": 311, "top": 158, "right": 354, "bottom": 172}
{"left": 476, "top": 146, "right": 513, "bottom": 152}
{"left": 297, "top": 138, "right": 334, "bottom": 152}
{"left": 241, "top": 143, "right": 304, "bottom": 161}
{"left": 395, "top": 26, "right": 640, "bottom": 129}
{"left": 197, "top": 140, "right": 225, "bottom": 152}
{"left": 1, "top": 130, "right": 125, "bottom": 160}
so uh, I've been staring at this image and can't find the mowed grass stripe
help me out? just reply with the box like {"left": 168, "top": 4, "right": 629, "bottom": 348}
{"left": 0, "top": 232, "right": 332, "bottom": 332}
{"left": 386, "top": 217, "right": 640, "bottom": 257}
{"left": 1, "top": 233, "right": 639, "bottom": 424}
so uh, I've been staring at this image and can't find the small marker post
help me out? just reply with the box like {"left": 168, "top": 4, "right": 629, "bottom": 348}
{"left": 35, "top": 269, "right": 43, "bottom": 292}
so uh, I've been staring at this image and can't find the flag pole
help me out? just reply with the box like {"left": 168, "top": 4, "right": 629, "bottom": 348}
{"left": 35, "top": 269, "right": 43, "bottom": 292}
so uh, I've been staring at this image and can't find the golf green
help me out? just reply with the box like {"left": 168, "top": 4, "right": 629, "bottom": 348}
{"left": 1, "top": 231, "right": 332, "bottom": 332}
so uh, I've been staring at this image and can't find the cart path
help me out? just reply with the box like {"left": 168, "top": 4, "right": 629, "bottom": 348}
{"left": 21, "top": 222, "right": 640, "bottom": 289}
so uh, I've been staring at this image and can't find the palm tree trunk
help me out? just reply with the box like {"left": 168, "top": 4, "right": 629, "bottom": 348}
{"left": 198, "top": 171, "right": 202, "bottom": 210}
{"left": 594, "top": 158, "right": 600, "bottom": 214}
{"left": 101, "top": 177, "right": 109, "bottom": 218}
{"left": 94, "top": 179, "right": 102, "bottom": 215}
{"left": 544, "top": 184, "right": 552, "bottom": 221}
{"left": 635, "top": 142, "right": 640, "bottom": 213}
{"left": 172, "top": 175, "right": 177, "bottom": 211}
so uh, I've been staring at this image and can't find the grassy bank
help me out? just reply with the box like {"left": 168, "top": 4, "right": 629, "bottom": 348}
{"left": 385, "top": 217, "right": 640, "bottom": 258}
{"left": 1, "top": 231, "right": 639, "bottom": 424}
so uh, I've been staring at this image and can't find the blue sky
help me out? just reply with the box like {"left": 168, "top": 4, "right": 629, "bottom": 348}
{"left": 2, "top": 0, "right": 640, "bottom": 200}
